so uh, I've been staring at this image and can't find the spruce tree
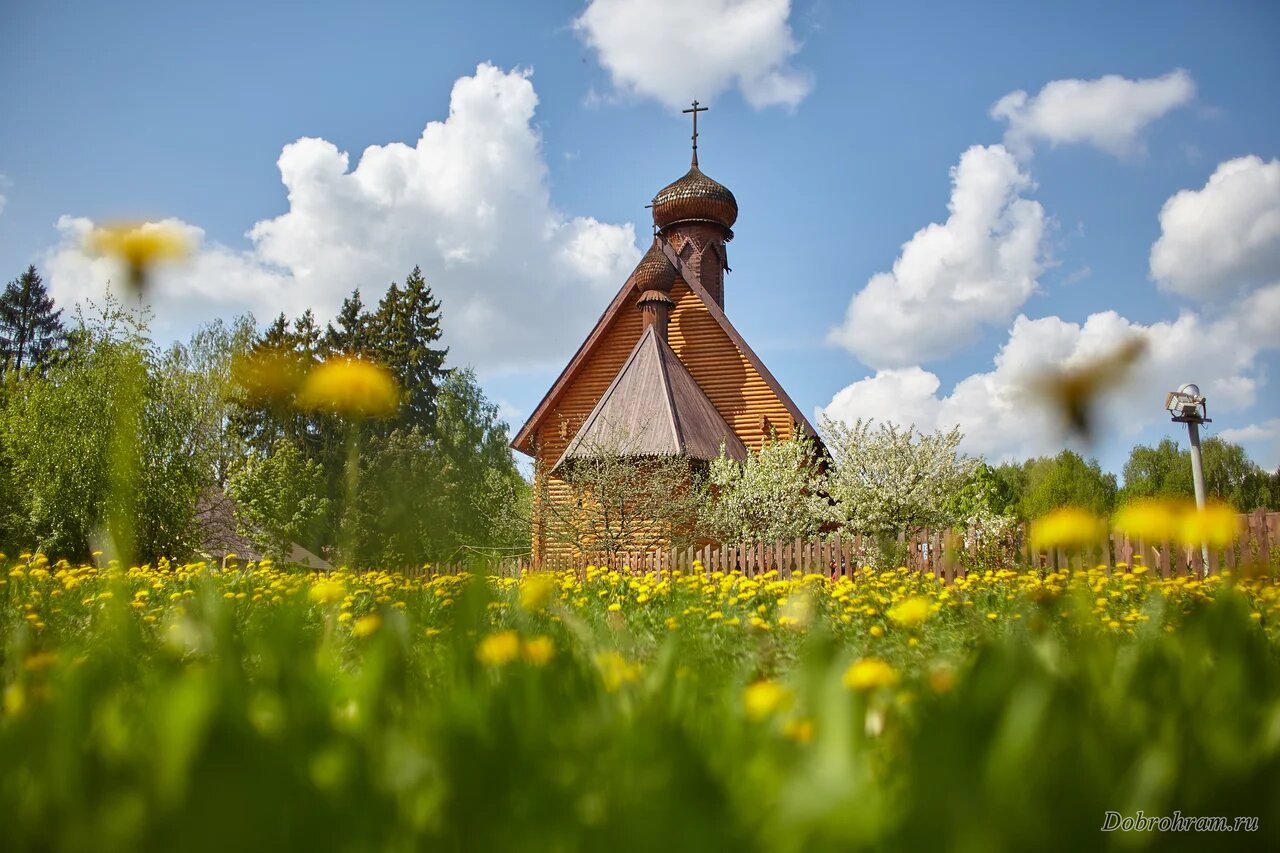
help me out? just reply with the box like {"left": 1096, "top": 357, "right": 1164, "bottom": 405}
{"left": 0, "top": 265, "right": 66, "bottom": 375}
{"left": 324, "top": 289, "right": 372, "bottom": 356}
{"left": 372, "top": 266, "right": 449, "bottom": 431}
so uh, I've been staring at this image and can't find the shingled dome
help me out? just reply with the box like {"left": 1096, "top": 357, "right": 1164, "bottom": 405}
{"left": 632, "top": 241, "right": 678, "bottom": 292}
{"left": 651, "top": 164, "right": 738, "bottom": 232}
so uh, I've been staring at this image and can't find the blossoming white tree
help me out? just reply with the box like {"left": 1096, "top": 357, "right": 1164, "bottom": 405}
{"left": 821, "top": 417, "right": 976, "bottom": 544}
{"left": 702, "top": 430, "right": 835, "bottom": 543}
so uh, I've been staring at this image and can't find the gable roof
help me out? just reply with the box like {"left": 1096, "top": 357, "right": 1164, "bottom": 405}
{"left": 512, "top": 237, "right": 817, "bottom": 455}
{"left": 555, "top": 325, "right": 749, "bottom": 470}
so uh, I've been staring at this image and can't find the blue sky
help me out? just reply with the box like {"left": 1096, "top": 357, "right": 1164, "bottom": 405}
{"left": 2, "top": 0, "right": 1278, "bottom": 473}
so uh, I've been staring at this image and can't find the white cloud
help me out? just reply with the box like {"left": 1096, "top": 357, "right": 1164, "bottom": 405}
{"left": 827, "top": 145, "right": 1045, "bottom": 368}
{"left": 42, "top": 64, "right": 642, "bottom": 372}
{"left": 1219, "top": 419, "right": 1280, "bottom": 470}
{"left": 822, "top": 284, "right": 1280, "bottom": 461}
{"left": 991, "top": 70, "right": 1195, "bottom": 159}
{"left": 573, "top": 0, "right": 812, "bottom": 110}
{"left": 1150, "top": 156, "right": 1280, "bottom": 301}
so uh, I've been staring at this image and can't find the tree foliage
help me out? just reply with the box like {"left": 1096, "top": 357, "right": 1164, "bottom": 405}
{"left": 702, "top": 430, "right": 835, "bottom": 544}
{"left": 539, "top": 419, "right": 704, "bottom": 557}
{"left": 0, "top": 265, "right": 65, "bottom": 376}
{"left": 995, "top": 450, "right": 1118, "bottom": 520}
{"left": 226, "top": 438, "right": 331, "bottom": 559}
{"left": 822, "top": 418, "right": 976, "bottom": 537}
{"left": 0, "top": 297, "right": 202, "bottom": 560}
{"left": 1121, "top": 436, "right": 1278, "bottom": 511}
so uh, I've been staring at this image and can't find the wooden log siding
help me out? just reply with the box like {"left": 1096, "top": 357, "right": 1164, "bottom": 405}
{"left": 489, "top": 511, "right": 1280, "bottom": 580}
{"left": 533, "top": 278, "right": 800, "bottom": 562}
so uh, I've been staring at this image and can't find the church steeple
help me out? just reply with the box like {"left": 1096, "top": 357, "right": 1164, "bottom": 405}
{"left": 650, "top": 101, "right": 736, "bottom": 308}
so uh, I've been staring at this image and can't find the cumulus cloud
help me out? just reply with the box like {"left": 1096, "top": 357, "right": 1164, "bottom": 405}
{"left": 827, "top": 145, "right": 1045, "bottom": 368}
{"left": 1150, "top": 156, "right": 1280, "bottom": 301}
{"left": 1219, "top": 419, "right": 1280, "bottom": 470}
{"left": 991, "top": 70, "right": 1195, "bottom": 159}
{"left": 42, "top": 64, "right": 642, "bottom": 372}
{"left": 573, "top": 0, "right": 812, "bottom": 110}
{"left": 822, "top": 284, "right": 1280, "bottom": 461}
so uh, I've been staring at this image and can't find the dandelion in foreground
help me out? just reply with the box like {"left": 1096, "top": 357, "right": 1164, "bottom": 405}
{"left": 86, "top": 221, "right": 189, "bottom": 295}
{"left": 1030, "top": 507, "right": 1104, "bottom": 549}
{"left": 308, "top": 579, "right": 345, "bottom": 606}
{"left": 521, "top": 636, "right": 555, "bottom": 666}
{"left": 1112, "top": 499, "right": 1180, "bottom": 542}
{"left": 352, "top": 614, "right": 381, "bottom": 637}
{"left": 843, "top": 657, "right": 899, "bottom": 691}
{"left": 477, "top": 631, "right": 521, "bottom": 667}
{"left": 297, "top": 358, "right": 399, "bottom": 420}
{"left": 518, "top": 573, "right": 557, "bottom": 611}
{"left": 1180, "top": 503, "right": 1239, "bottom": 548}
{"left": 887, "top": 596, "right": 930, "bottom": 629}
{"left": 742, "top": 679, "right": 791, "bottom": 721}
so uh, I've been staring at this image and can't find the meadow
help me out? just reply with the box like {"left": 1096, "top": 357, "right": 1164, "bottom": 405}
{"left": 3, "top": 554, "right": 1279, "bottom": 851}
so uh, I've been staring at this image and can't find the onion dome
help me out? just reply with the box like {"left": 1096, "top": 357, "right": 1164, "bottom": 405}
{"left": 651, "top": 164, "right": 738, "bottom": 232}
{"left": 632, "top": 241, "right": 678, "bottom": 292}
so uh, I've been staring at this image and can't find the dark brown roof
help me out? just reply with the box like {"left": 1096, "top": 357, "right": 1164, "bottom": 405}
{"left": 511, "top": 237, "right": 818, "bottom": 455}
{"left": 555, "top": 325, "right": 748, "bottom": 469}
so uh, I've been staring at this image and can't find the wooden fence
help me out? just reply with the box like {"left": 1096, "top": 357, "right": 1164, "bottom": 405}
{"left": 500, "top": 510, "right": 1278, "bottom": 581}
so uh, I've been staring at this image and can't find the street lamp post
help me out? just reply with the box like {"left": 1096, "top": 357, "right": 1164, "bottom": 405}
{"left": 1165, "top": 383, "right": 1211, "bottom": 573}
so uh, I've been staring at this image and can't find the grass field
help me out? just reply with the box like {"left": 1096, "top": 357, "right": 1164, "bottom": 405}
{"left": 3, "top": 555, "right": 1279, "bottom": 851}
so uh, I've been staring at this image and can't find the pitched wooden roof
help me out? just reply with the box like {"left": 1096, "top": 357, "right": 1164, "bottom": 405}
{"left": 555, "top": 325, "right": 748, "bottom": 469}
{"left": 512, "top": 238, "right": 816, "bottom": 455}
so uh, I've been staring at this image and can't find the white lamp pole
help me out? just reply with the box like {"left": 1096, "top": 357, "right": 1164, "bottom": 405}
{"left": 1165, "top": 384, "right": 1210, "bottom": 575}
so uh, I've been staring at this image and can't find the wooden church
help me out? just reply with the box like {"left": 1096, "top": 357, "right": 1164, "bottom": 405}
{"left": 511, "top": 106, "right": 816, "bottom": 564}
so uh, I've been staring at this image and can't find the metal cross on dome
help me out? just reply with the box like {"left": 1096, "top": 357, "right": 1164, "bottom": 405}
{"left": 683, "top": 100, "right": 707, "bottom": 165}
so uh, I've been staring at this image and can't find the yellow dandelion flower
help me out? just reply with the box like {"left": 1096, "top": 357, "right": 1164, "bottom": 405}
{"left": 869, "top": 624, "right": 885, "bottom": 638}
{"left": 887, "top": 596, "right": 931, "bottom": 629}
{"left": 352, "top": 614, "right": 381, "bottom": 637}
{"left": 1030, "top": 507, "right": 1104, "bottom": 549}
{"left": 86, "top": 221, "right": 189, "bottom": 293}
{"left": 783, "top": 718, "right": 814, "bottom": 744}
{"left": 521, "top": 636, "right": 555, "bottom": 666}
{"left": 518, "top": 573, "right": 556, "bottom": 611}
{"left": 1179, "top": 503, "right": 1240, "bottom": 548}
{"left": 742, "top": 680, "right": 791, "bottom": 721}
{"left": 309, "top": 579, "right": 345, "bottom": 606}
{"left": 1113, "top": 499, "right": 1181, "bottom": 541}
{"left": 594, "top": 651, "right": 641, "bottom": 692}
{"left": 477, "top": 630, "right": 521, "bottom": 667}
{"left": 843, "top": 657, "right": 899, "bottom": 691}
{"left": 297, "top": 358, "right": 399, "bottom": 419}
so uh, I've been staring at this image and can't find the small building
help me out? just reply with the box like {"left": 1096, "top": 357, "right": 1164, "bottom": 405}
{"left": 511, "top": 117, "right": 816, "bottom": 565}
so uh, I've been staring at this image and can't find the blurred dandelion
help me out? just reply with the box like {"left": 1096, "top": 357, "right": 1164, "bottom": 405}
{"left": 1112, "top": 499, "right": 1180, "bottom": 541}
{"left": 887, "top": 596, "right": 930, "bottom": 629}
{"left": 743, "top": 679, "right": 791, "bottom": 721}
{"left": 85, "top": 221, "right": 189, "bottom": 296}
{"left": 477, "top": 630, "right": 520, "bottom": 667}
{"left": 232, "top": 348, "right": 309, "bottom": 405}
{"left": 521, "top": 636, "right": 556, "bottom": 666}
{"left": 1179, "top": 502, "right": 1240, "bottom": 548}
{"left": 843, "top": 657, "right": 899, "bottom": 691}
{"left": 1029, "top": 507, "right": 1104, "bottom": 549}
{"left": 297, "top": 358, "right": 399, "bottom": 420}
{"left": 1026, "top": 335, "right": 1147, "bottom": 444}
